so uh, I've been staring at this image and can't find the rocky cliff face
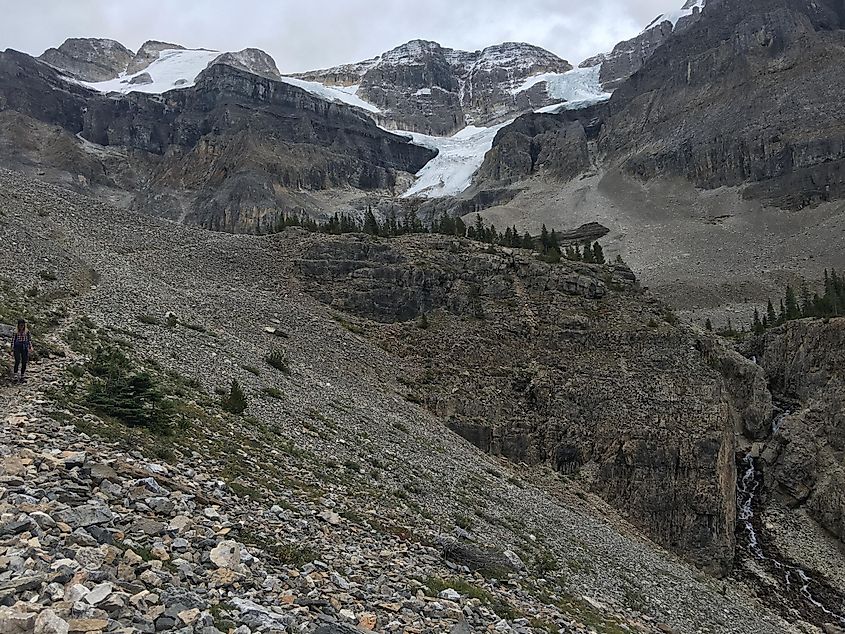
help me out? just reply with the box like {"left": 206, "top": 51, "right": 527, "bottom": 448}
{"left": 599, "top": 0, "right": 845, "bottom": 210}
{"left": 470, "top": 103, "right": 607, "bottom": 191}
{"left": 0, "top": 50, "right": 435, "bottom": 231}
{"left": 39, "top": 38, "right": 134, "bottom": 82}
{"left": 467, "top": 0, "right": 845, "bottom": 211}
{"left": 296, "top": 40, "right": 573, "bottom": 135}
{"left": 751, "top": 319, "right": 845, "bottom": 542}
{"left": 588, "top": 0, "right": 705, "bottom": 89}
{"left": 291, "top": 232, "right": 767, "bottom": 575}
{"left": 210, "top": 48, "right": 282, "bottom": 80}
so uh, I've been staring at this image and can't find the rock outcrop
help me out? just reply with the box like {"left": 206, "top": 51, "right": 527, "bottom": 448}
{"left": 751, "top": 319, "right": 845, "bottom": 541}
{"left": 39, "top": 38, "right": 134, "bottom": 82}
{"left": 473, "top": 114, "right": 591, "bottom": 186}
{"left": 590, "top": 0, "right": 704, "bottom": 89}
{"left": 293, "top": 232, "right": 759, "bottom": 576}
{"left": 210, "top": 48, "right": 282, "bottom": 80}
{"left": 0, "top": 167, "right": 799, "bottom": 634}
{"left": 125, "top": 40, "right": 185, "bottom": 74}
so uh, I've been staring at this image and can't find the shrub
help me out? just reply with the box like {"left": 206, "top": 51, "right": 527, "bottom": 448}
{"left": 85, "top": 347, "right": 173, "bottom": 434}
{"left": 417, "top": 313, "right": 429, "bottom": 329}
{"left": 221, "top": 379, "right": 248, "bottom": 414}
{"left": 262, "top": 386, "right": 283, "bottom": 400}
{"left": 265, "top": 348, "right": 291, "bottom": 374}
{"left": 165, "top": 312, "right": 178, "bottom": 328}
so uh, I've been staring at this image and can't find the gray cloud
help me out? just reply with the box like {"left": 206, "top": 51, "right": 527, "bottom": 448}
{"left": 3, "top": 0, "right": 686, "bottom": 71}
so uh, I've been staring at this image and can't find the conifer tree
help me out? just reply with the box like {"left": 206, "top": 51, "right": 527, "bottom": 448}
{"left": 583, "top": 242, "right": 594, "bottom": 263}
{"left": 705, "top": 318, "right": 713, "bottom": 331}
{"left": 503, "top": 227, "right": 513, "bottom": 247}
{"left": 784, "top": 285, "right": 801, "bottom": 321}
{"left": 540, "top": 225, "right": 550, "bottom": 253}
{"left": 455, "top": 217, "right": 467, "bottom": 238}
{"left": 522, "top": 232, "right": 534, "bottom": 249}
{"left": 593, "top": 242, "right": 605, "bottom": 264}
{"left": 766, "top": 299, "right": 777, "bottom": 326}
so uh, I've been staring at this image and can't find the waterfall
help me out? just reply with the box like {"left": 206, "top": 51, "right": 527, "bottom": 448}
{"left": 736, "top": 452, "right": 845, "bottom": 626}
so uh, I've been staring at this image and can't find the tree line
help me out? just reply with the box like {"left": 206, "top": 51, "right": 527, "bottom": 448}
{"left": 749, "top": 269, "right": 845, "bottom": 334}
{"left": 269, "top": 209, "right": 607, "bottom": 264}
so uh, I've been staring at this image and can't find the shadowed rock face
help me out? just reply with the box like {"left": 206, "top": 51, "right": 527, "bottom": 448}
{"left": 291, "top": 232, "right": 773, "bottom": 575}
{"left": 0, "top": 50, "right": 435, "bottom": 231}
{"left": 39, "top": 38, "right": 134, "bottom": 82}
{"left": 473, "top": 114, "right": 591, "bottom": 186}
{"left": 751, "top": 319, "right": 845, "bottom": 542}
{"left": 600, "top": 0, "right": 845, "bottom": 209}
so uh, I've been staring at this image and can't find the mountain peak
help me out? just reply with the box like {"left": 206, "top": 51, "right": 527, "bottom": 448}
{"left": 39, "top": 37, "right": 134, "bottom": 81}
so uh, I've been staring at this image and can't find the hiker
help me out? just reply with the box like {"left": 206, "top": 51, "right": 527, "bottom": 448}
{"left": 11, "top": 319, "right": 34, "bottom": 383}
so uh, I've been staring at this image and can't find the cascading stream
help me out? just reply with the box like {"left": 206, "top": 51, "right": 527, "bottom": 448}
{"left": 736, "top": 453, "right": 845, "bottom": 626}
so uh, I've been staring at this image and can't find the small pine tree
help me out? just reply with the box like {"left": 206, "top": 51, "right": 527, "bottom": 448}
{"left": 455, "top": 217, "right": 467, "bottom": 237}
{"left": 474, "top": 214, "right": 485, "bottom": 238}
{"left": 766, "top": 299, "right": 777, "bottom": 326}
{"left": 540, "top": 225, "right": 550, "bottom": 252}
{"left": 705, "top": 318, "right": 713, "bottom": 331}
{"left": 592, "top": 242, "right": 605, "bottom": 264}
{"left": 417, "top": 313, "right": 429, "bottom": 329}
{"left": 784, "top": 285, "right": 801, "bottom": 321}
{"left": 582, "top": 242, "right": 594, "bottom": 263}
{"left": 222, "top": 379, "right": 247, "bottom": 415}
{"left": 522, "top": 232, "right": 533, "bottom": 249}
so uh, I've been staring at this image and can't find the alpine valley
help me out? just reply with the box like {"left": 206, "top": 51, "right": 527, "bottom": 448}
{"left": 1, "top": 1, "right": 844, "bottom": 633}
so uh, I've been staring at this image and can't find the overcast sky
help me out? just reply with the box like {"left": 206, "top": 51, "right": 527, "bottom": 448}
{"left": 3, "top": 0, "right": 685, "bottom": 72}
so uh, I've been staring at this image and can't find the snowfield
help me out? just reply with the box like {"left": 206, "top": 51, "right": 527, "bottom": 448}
{"left": 512, "top": 65, "right": 612, "bottom": 109}
{"left": 82, "top": 47, "right": 383, "bottom": 114}
{"left": 398, "top": 123, "right": 511, "bottom": 198}
{"left": 277, "top": 78, "right": 381, "bottom": 113}
{"left": 83, "top": 49, "right": 221, "bottom": 94}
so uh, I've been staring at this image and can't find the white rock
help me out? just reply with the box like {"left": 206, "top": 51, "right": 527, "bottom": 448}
{"left": 439, "top": 588, "right": 461, "bottom": 601}
{"left": 64, "top": 584, "right": 89, "bottom": 603}
{"left": 34, "top": 609, "right": 69, "bottom": 634}
{"left": 210, "top": 540, "right": 243, "bottom": 571}
{"left": 84, "top": 581, "right": 113, "bottom": 605}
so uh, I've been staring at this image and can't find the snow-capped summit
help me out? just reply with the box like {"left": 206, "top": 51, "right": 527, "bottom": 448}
{"left": 294, "top": 39, "right": 574, "bottom": 135}
{"left": 39, "top": 38, "right": 284, "bottom": 95}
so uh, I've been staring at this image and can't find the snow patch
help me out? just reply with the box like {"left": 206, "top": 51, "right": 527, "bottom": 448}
{"left": 83, "top": 48, "right": 221, "bottom": 94}
{"left": 399, "top": 122, "right": 511, "bottom": 198}
{"left": 643, "top": 0, "right": 705, "bottom": 32}
{"left": 512, "top": 65, "right": 612, "bottom": 109}
{"left": 278, "top": 77, "right": 381, "bottom": 113}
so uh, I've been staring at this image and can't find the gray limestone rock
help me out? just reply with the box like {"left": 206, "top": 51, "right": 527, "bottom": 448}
{"left": 39, "top": 38, "right": 133, "bottom": 82}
